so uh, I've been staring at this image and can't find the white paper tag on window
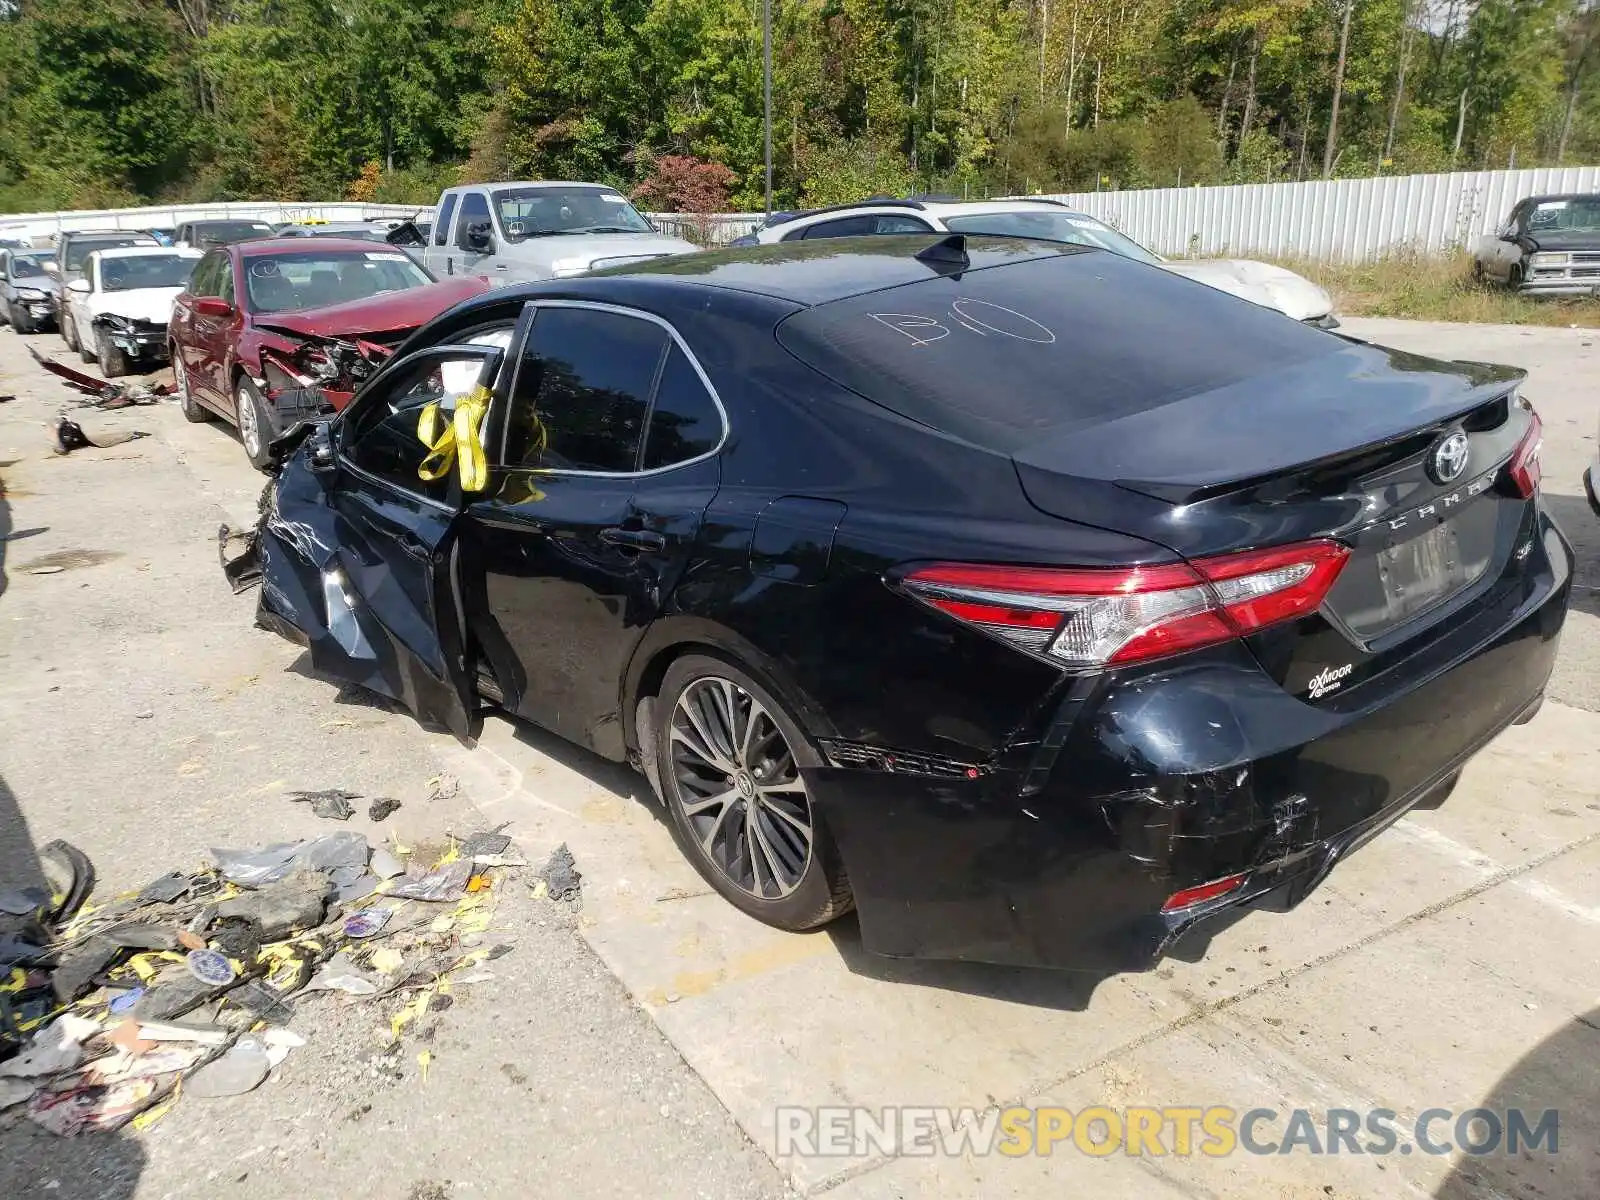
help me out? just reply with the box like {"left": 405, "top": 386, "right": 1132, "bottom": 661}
{"left": 365, "top": 251, "right": 409, "bottom": 261}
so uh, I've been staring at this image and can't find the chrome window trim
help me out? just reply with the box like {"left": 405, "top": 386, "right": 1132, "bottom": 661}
{"left": 497, "top": 298, "right": 730, "bottom": 480}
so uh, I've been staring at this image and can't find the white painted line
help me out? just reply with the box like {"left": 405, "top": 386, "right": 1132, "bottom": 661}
{"left": 1390, "top": 818, "right": 1600, "bottom": 924}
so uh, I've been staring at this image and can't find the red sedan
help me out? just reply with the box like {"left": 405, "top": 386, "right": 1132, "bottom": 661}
{"left": 168, "top": 237, "right": 490, "bottom": 468}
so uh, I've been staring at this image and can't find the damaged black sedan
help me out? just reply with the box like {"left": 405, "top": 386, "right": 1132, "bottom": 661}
{"left": 228, "top": 236, "right": 1574, "bottom": 971}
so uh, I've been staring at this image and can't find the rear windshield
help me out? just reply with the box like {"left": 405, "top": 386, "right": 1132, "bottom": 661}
{"left": 243, "top": 249, "right": 432, "bottom": 313}
{"left": 192, "top": 222, "right": 274, "bottom": 246}
{"left": 942, "top": 210, "right": 1163, "bottom": 265}
{"left": 776, "top": 250, "right": 1339, "bottom": 453}
{"left": 65, "top": 237, "right": 152, "bottom": 273}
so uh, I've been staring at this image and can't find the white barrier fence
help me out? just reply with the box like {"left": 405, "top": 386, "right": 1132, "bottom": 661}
{"left": 6, "top": 165, "right": 1597, "bottom": 258}
{"left": 0, "top": 201, "right": 421, "bottom": 243}
{"left": 1048, "top": 166, "right": 1600, "bottom": 262}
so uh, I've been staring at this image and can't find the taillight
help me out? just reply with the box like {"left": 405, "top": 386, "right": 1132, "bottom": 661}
{"left": 901, "top": 540, "right": 1350, "bottom": 668}
{"left": 1506, "top": 409, "right": 1543, "bottom": 498}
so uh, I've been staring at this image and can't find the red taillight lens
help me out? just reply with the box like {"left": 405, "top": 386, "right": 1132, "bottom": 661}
{"left": 901, "top": 540, "right": 1350, "bottom": 668}
{"left": 1506, "top": 410, "right": 1543, "bottom": 499}
{"left": 1161, "top": 873, "right": 1247, "bottom": 913}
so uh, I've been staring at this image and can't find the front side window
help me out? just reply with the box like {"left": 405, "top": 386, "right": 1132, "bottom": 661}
{"left": 495, "top": 187, "right": 653, "bottom": 242}
{"left": 434, "top": 194, "right": 459, "bottom": 247}
{"left": 503, "top": 307, "right": 668, "bottom": 472}
{"left": 242, "top": 251, "right": 431, "bottom": 314}
{"left": 455, "top": 192, "right": 492, "bottom": 251}
{"left": 98, "top": 254, "right": 197, "bottom": 292}
{"left": 942, "top": 210, "right": 1164, "bottom": 265}
{"left": 343, "top": 350, "right": 499, "bottom": 500}
{"left": 188, "top": 252, "right": 224, "bottom": 297}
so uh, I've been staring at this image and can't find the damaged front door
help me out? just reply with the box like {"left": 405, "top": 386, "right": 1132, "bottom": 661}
{"left": 255, "top": 342, "right": 506, "bottom": 737}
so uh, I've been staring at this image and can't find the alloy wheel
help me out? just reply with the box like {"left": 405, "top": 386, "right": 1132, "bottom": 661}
{"left": 669, "top": 676, "right": 813, "bottom": 900}
{"left": 237, "top": 383, "right": 261, "bottom": 458}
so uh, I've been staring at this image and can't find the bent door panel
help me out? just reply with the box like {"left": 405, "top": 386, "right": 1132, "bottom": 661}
{"left": 259, "top": 343, "right": 505, "bottom": 736}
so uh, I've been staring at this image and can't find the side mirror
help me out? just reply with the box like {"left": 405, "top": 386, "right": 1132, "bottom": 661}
{"left": 194, "top": 297, "right": 233, "bottom": 317}
{"left": 67, "top": 278, "right": 90, "bottom": 294}
{"left": 463, "top": 221, "right": 494, "bottom": 253}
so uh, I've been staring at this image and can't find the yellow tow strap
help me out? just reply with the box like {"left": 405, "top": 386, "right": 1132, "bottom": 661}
{"left": 416, "top": 385, "right": 491, "bottom": 492}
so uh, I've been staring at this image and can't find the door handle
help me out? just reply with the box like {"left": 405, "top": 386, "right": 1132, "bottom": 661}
{"left": 600, "top": 527, "right": 666, "bottom": 552}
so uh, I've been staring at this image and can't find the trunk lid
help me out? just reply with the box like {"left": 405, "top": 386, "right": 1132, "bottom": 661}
{"left": 1012, "top": 341, "right": 1535, "bottom": 697}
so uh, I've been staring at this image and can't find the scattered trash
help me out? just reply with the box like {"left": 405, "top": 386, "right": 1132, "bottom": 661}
{"left": 52, "top": 417, "right": 148, "bottom": 455}
{"left": 533, "top": 844, "right": 582, "bottom": 902}
{"left": 24, "top": 344, "right": 173, "bottom": 408}
{"left": 288, "top": 788, "right": 359, "bottom": 821}
{"left": 343, "top": 908, "right": 393, "bottom": 939}
{"left": 368, "top": 797, "right": 401, "bottom": 822}
{"left": 186, "top": 949, "right": 236, "bottom": 986}
{"left": 1, "top": 821, "right": 521, "bottom": 1135}
{"left": 387, "top": 860, "right": 471, "bottom": 903}
{"left": 425, "top": 774, "right": 458, "bottom": 803}
{"left": 184, "top": 1037, "right": 271, "bottom": 1098}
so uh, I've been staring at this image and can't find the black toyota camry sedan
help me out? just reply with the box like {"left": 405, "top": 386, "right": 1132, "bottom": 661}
{"left": 234, "top": 235, "right": 1573, "bottom": 972}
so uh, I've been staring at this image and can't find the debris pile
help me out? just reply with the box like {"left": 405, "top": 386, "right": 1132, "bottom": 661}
{"left": 1, "top": 825, "right": 528, "bottom": 1135}
{"left": 25, "top": 344, "right": 172, "bottom": 409}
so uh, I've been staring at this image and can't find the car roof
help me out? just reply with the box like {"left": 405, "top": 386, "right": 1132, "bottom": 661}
{"left": 766, "top": 197, "right": 1092, "bottom": 230}
{"left": 236, "top": 237, "right": 403, "bottom": 257}
{"left": 63, "top": 229, "right": 156, "bottom": 241}
{"left": 188, "top": 218, "right": 274, "bottom": 227}
{"left": 88, "top": 246, "right": 201, "bottom": 260}
{"left": 592, "top": 235, "right": 1092, "bottom": 305}
{"left": 458, "top": 181, "right": 619, "bottom": 192}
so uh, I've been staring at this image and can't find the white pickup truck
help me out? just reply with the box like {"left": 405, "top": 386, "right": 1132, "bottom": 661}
{"left": 399, "top": 181, "right": 698, "bottom": 284}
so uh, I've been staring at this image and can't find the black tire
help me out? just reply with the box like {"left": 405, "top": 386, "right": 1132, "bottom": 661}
{"left": 654, "top": 653, "right": 853, "bottom": 931}
{"left": 61, "top": 310, "right": 78, "bottom": 352}
{"left": 78, "top": 326, "right": 95, "bottom": 363}
{"left": 96, "top": 328, "right": 130, "bottom": 378}
{"left": 12, "top": 303, "right": 35, "bottom": 334}
{"left": 235, "top": 376, "right": 274, "bottom": 471}
{"left": 1508, "top": 265, "right": 1524, "bottom": 292}
{"left": 173, "top": 353, "right": 211, "bottom": 423}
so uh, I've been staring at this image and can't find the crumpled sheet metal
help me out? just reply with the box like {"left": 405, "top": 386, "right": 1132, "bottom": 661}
{"left": 245, "top": 444, "right": 475, "bottom": 738}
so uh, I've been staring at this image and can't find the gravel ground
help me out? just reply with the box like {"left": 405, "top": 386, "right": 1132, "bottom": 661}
{"left": 0, "top": 325, "right": 790, "bottom": 1200}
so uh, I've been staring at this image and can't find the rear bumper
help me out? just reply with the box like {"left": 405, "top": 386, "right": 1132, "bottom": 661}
{"left": 812, "top": 510, "right": 1573, "bottom": 971}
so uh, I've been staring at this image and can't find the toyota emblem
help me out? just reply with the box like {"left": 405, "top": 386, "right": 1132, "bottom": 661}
{"left": 1428, "top": 430, "right": 1470, "bottom": 484}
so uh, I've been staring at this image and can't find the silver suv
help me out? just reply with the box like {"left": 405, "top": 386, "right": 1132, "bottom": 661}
{"left": 738, "top": 197, "right": 1336, "bottom": 325}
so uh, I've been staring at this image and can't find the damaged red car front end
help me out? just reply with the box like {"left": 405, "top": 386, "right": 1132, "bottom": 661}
{"left": 251, "top": 278, "right": 491, "bottom": 412}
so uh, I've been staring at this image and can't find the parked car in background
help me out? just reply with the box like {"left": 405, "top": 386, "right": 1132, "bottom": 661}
{"left": 168, "top": 237, "right": 490, "bottom": 468}
{"left": 392, "top": 181, "right": 697, "bottom": 284}
{"left": 232, "top": 235, "right": 1569, "bottom": 969}
{"left": 1474, "top": 194, "right": 1600, "bottom": 295}
{"left": 55, "top": 230, "right": 160, "bottom": 351}
{"left": 1586, "top": 412, "right": 1599, "bottom": 518}
{"left": 63, "top": 246, "right": 200, "bottom": 376}
{"left": 736, "top": 197, "right": 1338, "bottom": 325}
{"left": 274, "top": 222, "right": 391, "bottom": 241}
{"left": 1, "top": 248, "right": 59, "bottom": 332}
{"left": 144, "top": 228, "right": 177, "bottom": 246}
{"left": 174, "top": 219, "right": 275, "bottom": 250}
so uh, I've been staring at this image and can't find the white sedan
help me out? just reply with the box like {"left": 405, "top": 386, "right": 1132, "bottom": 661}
{"left": 737, "top": 198, "right": 1338, "bottom": 326}
{"left": 65, "top": 246, "right": 201, "bottom": 376}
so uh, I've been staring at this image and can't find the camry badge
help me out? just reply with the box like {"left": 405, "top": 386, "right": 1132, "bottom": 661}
{"left": 1428, "top": 430, "right": 1470, "bottom": 485}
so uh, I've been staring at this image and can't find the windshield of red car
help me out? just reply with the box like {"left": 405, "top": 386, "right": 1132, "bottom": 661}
{"left": 243, "top": 251, "right": 433, "bottom": 314}
{"left": 99, "top": 254, "right": 195, "bottom": 292}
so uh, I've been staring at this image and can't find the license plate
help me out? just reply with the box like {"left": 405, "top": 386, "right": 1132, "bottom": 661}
{"left": 1375, "top": 520, "right": 1467, "bottom": 623}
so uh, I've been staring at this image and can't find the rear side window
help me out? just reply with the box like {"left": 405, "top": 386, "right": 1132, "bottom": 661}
{"left": 643, "top": 346, "right": 722, "bottom": 469}
{"left": 793, "top": 216, "right": 876, "bottom": 240}
{"left": 776, "top": 251, "right": 1339, "bottom": 453}
{"left": 434, "top": 194, "right": 458, "bottom": 247}
{"left": 455, "top": 192, "right": 491, "bottom": 250}
{"left": 504, "top": 307, "right": 669, "bottom": 471}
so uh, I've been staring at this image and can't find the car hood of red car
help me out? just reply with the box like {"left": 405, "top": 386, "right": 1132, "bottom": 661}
{"left": 253, "top": 276, "right": 492, "bottom": 339}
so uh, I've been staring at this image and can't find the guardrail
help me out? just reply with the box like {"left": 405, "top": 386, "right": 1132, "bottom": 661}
{"left": 0, "top": 201, "right": 421, "bottom": 243}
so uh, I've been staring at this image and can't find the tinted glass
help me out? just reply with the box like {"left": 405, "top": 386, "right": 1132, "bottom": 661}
{"left": 643, "top": 346, "right": 722, "bottom": 469}
{"left": 65, "top": 236, "right": 152, "bottom": 273}
{"left": 495, "top": 187, "right": 653, "bottom": 241}
{"left": 191, "top": 221, "right": 274, "bottom": 246}
{"left": 434, "top": 195, "right": 458, "bottom": 247}
{"left": 344, "top": 351, "right": 495, "bottom": 500}
{"left": 242, "top": 250, "right": 430, "bottom": 313}
{"left": 189, "top": 252, "right": 223, "bottom": 297}
{"left": 1528, "top": 197, "right": 1600, "bottom": 233}
{"left": 776, "top": 251, "right": 1339, "bottom": 453}
{"left": 942, "top": 210, "right": 1163, "bottom": 265}
{"left": 874, "top": 215, "right": 935, "bottom": 234}
{"left": 98, "top": 254, "right": 196, "bottom": 292}
{"left": 504, "top": 308, "right": 667, "bottom": 471}
{"left": 456, "top": 193, "right": 491, "bottom": 250}
{"left": 800, "top": 216, "right": 878, "bottom": 240}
